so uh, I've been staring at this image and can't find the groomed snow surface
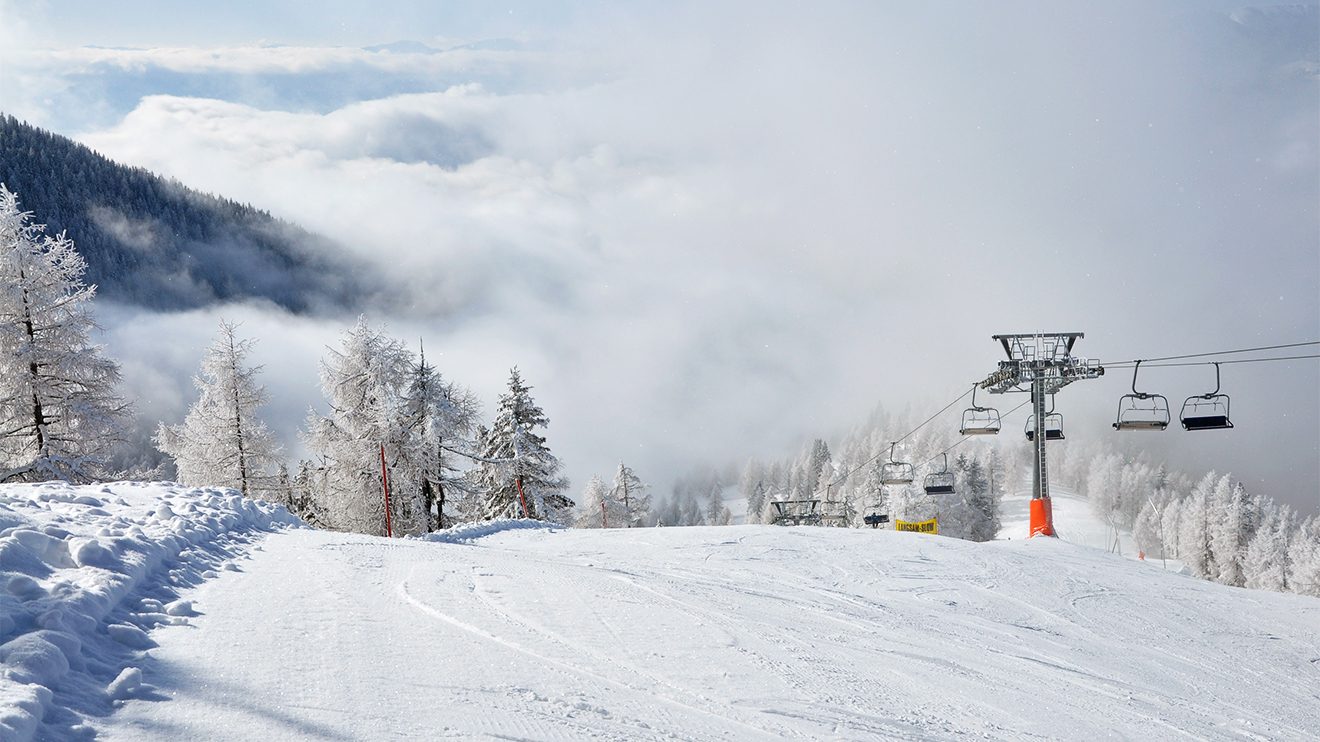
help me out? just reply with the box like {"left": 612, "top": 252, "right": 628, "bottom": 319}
{"left": 3, "top": 483, "right": 1318, "bottom": 740}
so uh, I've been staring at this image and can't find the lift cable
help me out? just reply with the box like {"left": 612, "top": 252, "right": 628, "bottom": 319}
{"left": 1102, "top": 340, "right": 1318, "bottom": 366}
{"left": 917, "top": 397, "right": 1034, "bottom": 468}
{"left": 814, "top": 386, "right": 973, "bottom": 496}
{"left": 1103, "top": 353, "right": 1320, "bottom": 370}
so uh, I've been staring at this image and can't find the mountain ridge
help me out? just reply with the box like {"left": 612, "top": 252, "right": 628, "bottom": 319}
{"left": 0, "top": 114, "right": 379, "bottom": 313}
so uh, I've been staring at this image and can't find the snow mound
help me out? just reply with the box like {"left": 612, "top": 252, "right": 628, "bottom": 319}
{"left": 0, "top": 481, "right": 301, "bottom": 741}
{"left": 418, "top": 517, "right": 558, "bottom": 545}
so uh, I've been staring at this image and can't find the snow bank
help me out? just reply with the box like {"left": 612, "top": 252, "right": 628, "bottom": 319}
{"left": 417, "top": 517, "right": 558, "bottom": 545}
{"left": 0, "top": 481, "right": 301, "bottom": 740}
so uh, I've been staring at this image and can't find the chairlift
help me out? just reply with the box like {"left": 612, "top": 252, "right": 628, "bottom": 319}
{"left": 960, "top": 384, "right": 1002, "bottom": 436}
{"left": 879, "top": 442, "right": 914, "bottom": 485}
{"left": 1114, "top": 360, "right": 1170, "bottom": 431}
{"left": 863, "top": 512, "right": 890, "bottom": 528}
{"left": 923, "top": 453, "right": 956, "bottom": 496}
{"left": 1025, "top": 394, "right": 1065, "bottom": 441}
{"left": 1180, "top": 362, "right": 1233, "bottom": 431}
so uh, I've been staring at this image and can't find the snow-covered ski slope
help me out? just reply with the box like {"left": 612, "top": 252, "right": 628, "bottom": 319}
{"left": 5, "top": 482, "right": 1319, "bottom": 741}
{"left": 0, "top": 481, "right": 300, "bottom": 740}
{"left": 999, "top": 485, "right": 1141, "bottom": 555}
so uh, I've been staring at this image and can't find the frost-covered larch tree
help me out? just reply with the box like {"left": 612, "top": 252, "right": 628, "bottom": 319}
{"left": 0, "top": 185, "right": 128, "bottom": 482}
{"left": 304, "top": 317, "right": 414, "bottom": 535}
{"left": 611, "top": 461, "right": 651, "bottom": 527}
{"left": 739, "top": 459, "right": 766, "bottom": 523}
{"left": 1209, "top": 481, "right": 1258, "bottom": 587}
{"left": 704, "top": 481, "right": 731, "bottom": 525}
{"left": 398, "top": 344, "right": 481, "bottom": 531}
{"left": 155, "top": 320, "right": 282, "bottom": 498}
{"left": 1244, "top": 505, "right": 1294, "bottom": 592}
{"left": 1288, "top": 516, "right": 1320, "bottom": 598}
{"left": 475, "top": 368, "right": 569, "bottom": 522}
{"left": 577, "top": 475, "right": 622, "bottom": 528}
{"left": 1177, "top": 472, "right": 1220, "bottom": 579}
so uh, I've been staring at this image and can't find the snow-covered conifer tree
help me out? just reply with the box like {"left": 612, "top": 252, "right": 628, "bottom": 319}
{"left": 474, "top": 368, "right": 569, "bottom": 522}
{"left": 1177, "top": 472, "right": 1219, "bottom": 579}
{"left": 681, "top": 489, "right": 705, "bottom": 526}
{"left": 577, "top": 475, "right": 621, "bottom": 528}
{"left": 155, "top": 321, "right": 282, "bottom": 498}
{"left": 857, "top": 458, "right": 889, "bottom": 527}
{"left": 304, "top": 317, "right": 414, "bottom": 535}
{"left": 398, "top": 344, "right": 480, "bottom": 530}
{"left": 1209, "top": 482, "right": 1257, "bottom": 587}
{"left": 704, "top": 482, "right": 731, "bottom": 525}
{"left": 0, "top": 185, "right": 128, "bottom": 482}
{"left": 611, "top": 462, "right": 651, "bottom": 527}
{"left": 1244, "top": 505, "right": 1293, "bottom": 592}
{"left": 961, "top": 456, "right": 996, "bottom": 542}
{"left": 1132, "top": 497, "right": 1166, "bottom": 558}
{"left": 1160, "top": 495, "right": 1183, "bottom": 559}
{"left": 799, "top": 439, "right": 831, "bottom": 499}
{"left": 740, "top": 459, "right": 765, "bottom": 523}
{"left": 1288, "top": 516, "right": 1320, "bottom": 597}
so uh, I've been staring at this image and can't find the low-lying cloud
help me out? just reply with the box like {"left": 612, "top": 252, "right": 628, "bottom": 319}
{"left": 4, "top": 1, "right": 1317, "bottom": 510}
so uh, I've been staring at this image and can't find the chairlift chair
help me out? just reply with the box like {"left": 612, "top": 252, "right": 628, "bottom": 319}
{"left": 879, "top": 442, "right": 914, "bottom": 485}
{"left": 1180, "top": 362, "right": 1233, "bottom": 431}
{"left": 863, "top": 512, "right": 890, "bottom": 528}
{"left": 960, "top": 385, "right": 1002, "bottom": 436}
{"left": 1114, "top": 360, "right": 1170, "bottom": 431}
{"left": 923, "top": 453, "right": 956, "bottom": 496}
{"left": 1025, "top": 394, "right": 1065, "bottom": 441}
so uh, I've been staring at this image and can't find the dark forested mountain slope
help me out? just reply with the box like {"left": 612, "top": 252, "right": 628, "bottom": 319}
{"left": 0, "top": 114, "right": 376, "bottom": 312}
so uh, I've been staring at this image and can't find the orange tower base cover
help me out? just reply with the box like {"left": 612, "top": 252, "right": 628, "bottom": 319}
{"left": 1029, "top": 497, "right": 1056, "bottom": 538}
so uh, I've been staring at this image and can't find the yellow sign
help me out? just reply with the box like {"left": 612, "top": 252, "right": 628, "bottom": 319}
{"left": 894, "top": 518, "right": 938, "bottom": 534}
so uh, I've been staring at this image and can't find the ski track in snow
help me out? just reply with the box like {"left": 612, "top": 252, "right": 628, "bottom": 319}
{"left": 3, "top": 482, "right": 1319, "bottom": 740}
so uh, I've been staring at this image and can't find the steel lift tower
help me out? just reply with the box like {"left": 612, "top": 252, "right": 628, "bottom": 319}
{"left": 980, "top": 333, "right": 1104, "bottom": 537}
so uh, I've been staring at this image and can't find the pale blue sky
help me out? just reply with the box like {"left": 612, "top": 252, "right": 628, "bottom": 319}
{"left": 13, "top": 0, "right": 607, "bottom": 46}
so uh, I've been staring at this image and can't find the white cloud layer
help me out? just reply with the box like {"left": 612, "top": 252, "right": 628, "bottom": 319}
{"left": 4, "top": 1, "right": 1318, "bottom": 509}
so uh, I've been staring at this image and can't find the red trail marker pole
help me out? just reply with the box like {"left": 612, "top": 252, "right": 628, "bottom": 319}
{"left": 515, "top": 476, "right": 531, "bottom": 519}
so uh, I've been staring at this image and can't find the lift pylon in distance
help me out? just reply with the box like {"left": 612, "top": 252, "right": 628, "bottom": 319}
{"left": 1181, "top": 362, "right": 1234, "bottom": 431}
{"left": 980, "top": 333, "right": 1104, "bottom": 538}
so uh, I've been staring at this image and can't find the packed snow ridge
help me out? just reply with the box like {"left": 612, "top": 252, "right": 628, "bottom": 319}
{"left": 0, "top": 482, "right": 300, "bottom": 740}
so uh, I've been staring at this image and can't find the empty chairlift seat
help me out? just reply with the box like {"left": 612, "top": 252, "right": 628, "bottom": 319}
{"left": 880, "top": 442, "right": 914, "bottom": 485}
{"left": 1113, "top": 360, "right": 1170, "bottom": 431}
{"left": 1025, "top": 394, "right": 1064, "bottom": 441}
{"left": 1024, "top": 412, "right": 1065, "bottom": 441}
{"left": 1181, "top": 362, "right": 1234, "bottom": 431}
{"left": 960, "top": 385, "right": 1001, "bottom": 436}
{"left": 923, "top": 453, "right": 956, "bottom": 496}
